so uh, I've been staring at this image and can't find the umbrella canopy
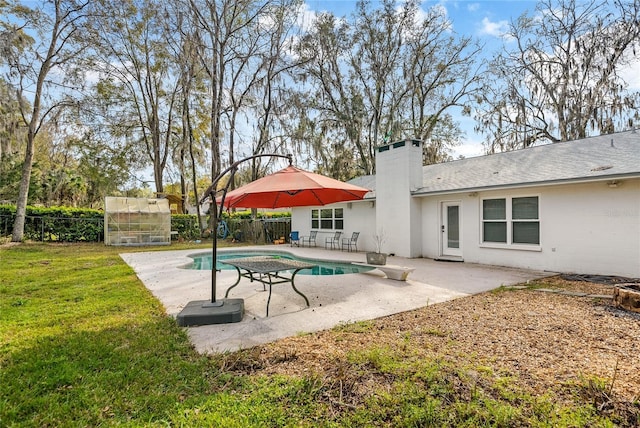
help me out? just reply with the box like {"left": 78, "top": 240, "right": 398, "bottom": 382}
{"left": 218, "top": 165, "right": 370, "bottom": 209}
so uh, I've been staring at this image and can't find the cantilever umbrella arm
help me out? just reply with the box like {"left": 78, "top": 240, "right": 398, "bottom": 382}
{"left": 200, "top": 153, "right": 293, "bottom": 306}
{"left": 199, "top": 153, "right": 292, "bottom": 206}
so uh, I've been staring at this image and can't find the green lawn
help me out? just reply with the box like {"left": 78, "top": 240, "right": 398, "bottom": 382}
{"left": 0, "top": 243, "right": 626, "bottom": 427}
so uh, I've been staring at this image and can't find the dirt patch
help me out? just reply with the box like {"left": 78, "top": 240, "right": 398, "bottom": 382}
{"left": 235, "top": 276, "right": 640, "bottom": 409}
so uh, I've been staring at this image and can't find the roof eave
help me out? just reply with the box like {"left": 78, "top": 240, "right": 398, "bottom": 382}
{"left": 410, "top": 172, "right": 640, "bottom": 197}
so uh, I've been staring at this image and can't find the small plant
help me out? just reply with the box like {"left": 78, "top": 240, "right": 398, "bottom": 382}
{"left": 367, "top": 229, "right": 388, "bottom": 265}
{"left": 372, "top": 228, "right": 386, "bottom": 254}
{"left": 575, "top": 359, "right": 620, "bottom": 415}
{"left": 333, "top": 320, "right": 374, "bottom": 333}
{"left": 424, "top": 328, "right": 448, "bottom": 337}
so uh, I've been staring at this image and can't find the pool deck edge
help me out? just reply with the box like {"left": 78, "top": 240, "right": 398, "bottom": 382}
{"left": 120, "top": 245, "right": 552, "bottom": 354}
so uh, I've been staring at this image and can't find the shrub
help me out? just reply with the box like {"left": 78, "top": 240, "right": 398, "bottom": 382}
{"left": 0, "top": 205, "right": 291, "bottom": 242}
{"left": 171, "top": 215, "right": 201, "bottom": 240}
{"left": 0, "top": 204, "right": 104, "bottom": 242}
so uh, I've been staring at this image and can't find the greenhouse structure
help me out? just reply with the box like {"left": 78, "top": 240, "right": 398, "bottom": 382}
{"left": 104, "top": 197, "right": 172, "bottom": 246}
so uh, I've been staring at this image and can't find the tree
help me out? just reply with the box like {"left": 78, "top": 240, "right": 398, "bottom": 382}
{"left": 66, "top": 130, "right": 132, "bottom": 207}
{"left": 166, "top": 5, "right": 210, "bottom": 227}
{"left": 0, "top": 78, "right": 26, "bottom": 161}
{"left": 188, "top": 0, "right": 271, "bottom": 183}
{"left": 294, "top": 0, "right": 484, "bottom": 175}
{"left": 350, "top": 0, "right": 416, "bottom": 173}
{"left": 246, "top": 0, "right": 304, "bottom": 182}
{"left": 294, "top": 11, "right": 366, "bottom": 178}
{"left": 188, "top": 0, "right": 305, "bottom": 199}
{"left": 31, "top": 123, "right": 87, "bottom": 207}
{"left": 0, "top": 78, "right": 29, "bottom": 201}
{"left": 87, "top": 0, "right": 179, "bottom": 194}
{"left": 403, "top": 6, "right": 484, "bottom": 164}
{"left": 1, "top": 0, "right": 89, "bottom": 241}
{"left": 476, "top": 0, "right": 640, "bottom": 152}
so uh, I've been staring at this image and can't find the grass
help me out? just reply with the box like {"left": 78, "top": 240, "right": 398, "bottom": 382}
{"left": 0, "top": 242, "right": 629, "bottom": 426}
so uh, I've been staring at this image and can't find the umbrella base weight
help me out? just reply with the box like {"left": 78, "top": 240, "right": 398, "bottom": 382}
{"left": 177, "top": 299, "right": 244, "bottom": 326}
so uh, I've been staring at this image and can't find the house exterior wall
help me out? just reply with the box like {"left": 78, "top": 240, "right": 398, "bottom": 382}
{"left": 291, "top": 200, "right": 376, "bottom": 249}
{"left": 420, "top": 178, "right": 640, "bottom": 277}
{"left": 375, "top": 140, "right": 423, "bottom": 257}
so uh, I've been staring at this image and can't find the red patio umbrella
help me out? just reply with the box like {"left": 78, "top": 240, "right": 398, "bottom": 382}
{"left": 183, "top": 155, "right": 369, "bottom": 325}
{"left": 218, "top": 165, "right": 369, "bottom": 209}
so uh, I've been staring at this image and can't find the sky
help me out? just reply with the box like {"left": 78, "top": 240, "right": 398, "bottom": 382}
{"left": 303, "top": 0, "right": 541, "bottom": 158}
{"left": 11, "top": 1, "right": 632, "bottom": 187}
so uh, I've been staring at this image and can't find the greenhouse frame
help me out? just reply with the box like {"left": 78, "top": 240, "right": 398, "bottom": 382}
{"left": 104, "top": 197, "right": 172, "bottom": 246}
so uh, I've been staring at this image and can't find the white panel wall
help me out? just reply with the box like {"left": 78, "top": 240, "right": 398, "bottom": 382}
{"left": 291, "top": 201, "right": 377, "bottom": 250}
{"left": 375, "top": 140, "right": 423, "bottom": 257}
{"left": 420, "top": 178, "right": 640, "bottom": 277}
{"left": 345, "top": 201, "right": 378, "bottom": 251}
{"left": 290, "top": 206, "right": 312, "bottom": 236}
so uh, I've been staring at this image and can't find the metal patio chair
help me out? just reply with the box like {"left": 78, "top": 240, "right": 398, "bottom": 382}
{"left": 325, "top": 231, "right": 342, "bottom": 250}
{"left": 341, "top": 232, "right": 360, "bottom": 252}
{"left": 300, "top": 230, "right": 318, "bottom": 247}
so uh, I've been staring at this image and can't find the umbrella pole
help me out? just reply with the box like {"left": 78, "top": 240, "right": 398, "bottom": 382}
{"left": 202, "top": 203, "right": 223, "bottom": 307}
{"left": 199, "top": 153, "right": 292, "bottom": 309}
{"left": 177, "top": 153, "right": 292, "bottom": 325}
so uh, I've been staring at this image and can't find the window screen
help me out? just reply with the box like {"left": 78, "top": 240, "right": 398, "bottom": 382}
{"left": 483, "top": 199, "right": 507, "bottom": 243}
{"left": 311, "top": 208, "right": 344, "bottom": 230}
{"left": 482, "top": 197, "right": 539, "bottom": 245}
{"left": 512, "top": 197, "right": 539, "bottom": 244}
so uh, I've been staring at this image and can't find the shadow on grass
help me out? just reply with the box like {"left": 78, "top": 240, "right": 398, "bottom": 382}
{"left": 1, "top": 316, "right": 223, "bottom": 426}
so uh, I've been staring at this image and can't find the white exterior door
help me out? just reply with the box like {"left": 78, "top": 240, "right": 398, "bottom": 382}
{"left": 441, "top": 201, "right": 462, "bottom": 257}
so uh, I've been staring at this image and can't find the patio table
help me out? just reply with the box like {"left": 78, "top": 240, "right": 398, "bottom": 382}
{"left": 222, "top": 256, "right": 315, "bottom": 316}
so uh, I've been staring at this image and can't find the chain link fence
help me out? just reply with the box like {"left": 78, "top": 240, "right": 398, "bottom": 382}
{"left": 0, "top": 215, "right": 104, "bottom": 242}
{"left": 1, "top": 214, "right": 292, "bottom": 245}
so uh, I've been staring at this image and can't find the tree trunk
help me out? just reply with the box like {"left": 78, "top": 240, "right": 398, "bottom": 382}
{"left": 11, "top": 134, "right": 35, "bottom": 242}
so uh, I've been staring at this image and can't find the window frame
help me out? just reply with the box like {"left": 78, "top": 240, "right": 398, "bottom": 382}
{"left": 481, "top": 195, "right": 541, "bottom": 251}
{"left": 511, "top": 196, "right": 540, "bottom": 245}
{"left": 482, "top": 198, "right": 507, "bottom": 244}
{"left": 311, "top": 208, "right": 344, "bottom": 230}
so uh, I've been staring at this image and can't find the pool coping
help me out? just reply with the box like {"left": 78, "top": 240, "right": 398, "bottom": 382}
{"left": 185, "top": 248, "right": 377, "bottom": 274}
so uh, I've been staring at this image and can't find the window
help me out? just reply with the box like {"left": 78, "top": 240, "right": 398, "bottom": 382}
{"left": 482, "top": 197, "right": 539, "bottom": 245}
{"left": 482, "top": 199, "right": 507, "bottom": 243}
{"left": 512, "top": 197, "right": 539, "bottom": 244}
{"left": 311, "top": 208, "right": 343, "bottom": 230}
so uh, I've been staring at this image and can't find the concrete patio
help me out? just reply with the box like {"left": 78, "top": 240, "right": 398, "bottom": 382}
{"left": 120, "top": 245, "right": 552, "bottom": 354}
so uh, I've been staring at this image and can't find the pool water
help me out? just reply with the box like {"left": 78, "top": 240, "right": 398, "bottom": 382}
{"left": 187, "top": 251, "right": 374, "bottom": 276}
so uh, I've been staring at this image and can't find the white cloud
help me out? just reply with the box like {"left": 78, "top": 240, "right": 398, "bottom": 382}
{"left": 467, "top": 3, "right": 480, "bottom": 13}
{"left": 297, "top": 2, "right": 319, "bottom": 32}
{"left": 478, "top": 17, "right": 509, "bottom": 38}
{"left": 413, "top": 3, "right": 453, "bottom": 34}
{"left": 453, "top": 141, "right": 485, "bottom": 159}
{"left": 433, "top": 2, "right": 449, "bottom": 17}
{"left": 84, "top": 69, "right": 102, "bottom": 85}
{"left": 454, "top": 115, "right": 486, "bottom": 159}
{"left": 620, "top": 51, "right": 640, "bottom": 91}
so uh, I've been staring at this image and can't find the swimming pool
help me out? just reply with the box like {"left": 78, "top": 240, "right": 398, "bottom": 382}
{"left": 186, "top": 250, "right": 374, "bottom": 276}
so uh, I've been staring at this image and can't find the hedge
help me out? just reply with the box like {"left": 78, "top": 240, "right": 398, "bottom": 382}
{"left": 171, "top": 214, "right": 201, "bottom": 240}
{"left": 0, "top": 205, "right": 291, "bottom": 242}
{"left": 0, "top": 205, "right": 104, "bottom": 242}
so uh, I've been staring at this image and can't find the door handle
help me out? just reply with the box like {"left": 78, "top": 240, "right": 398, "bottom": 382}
{"left": 441, "top": 225, "right": 445, "bottom": 233}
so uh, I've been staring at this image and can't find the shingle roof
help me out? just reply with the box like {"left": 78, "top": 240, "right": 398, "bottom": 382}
{"left": 416, "top": 130, "right": 640, "bottom": 194}
{"left": 349, "top": 130, "right": 640, "bottom": 196}
{"left": 347, "top": 175, "right": 376, "bottom": 199}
